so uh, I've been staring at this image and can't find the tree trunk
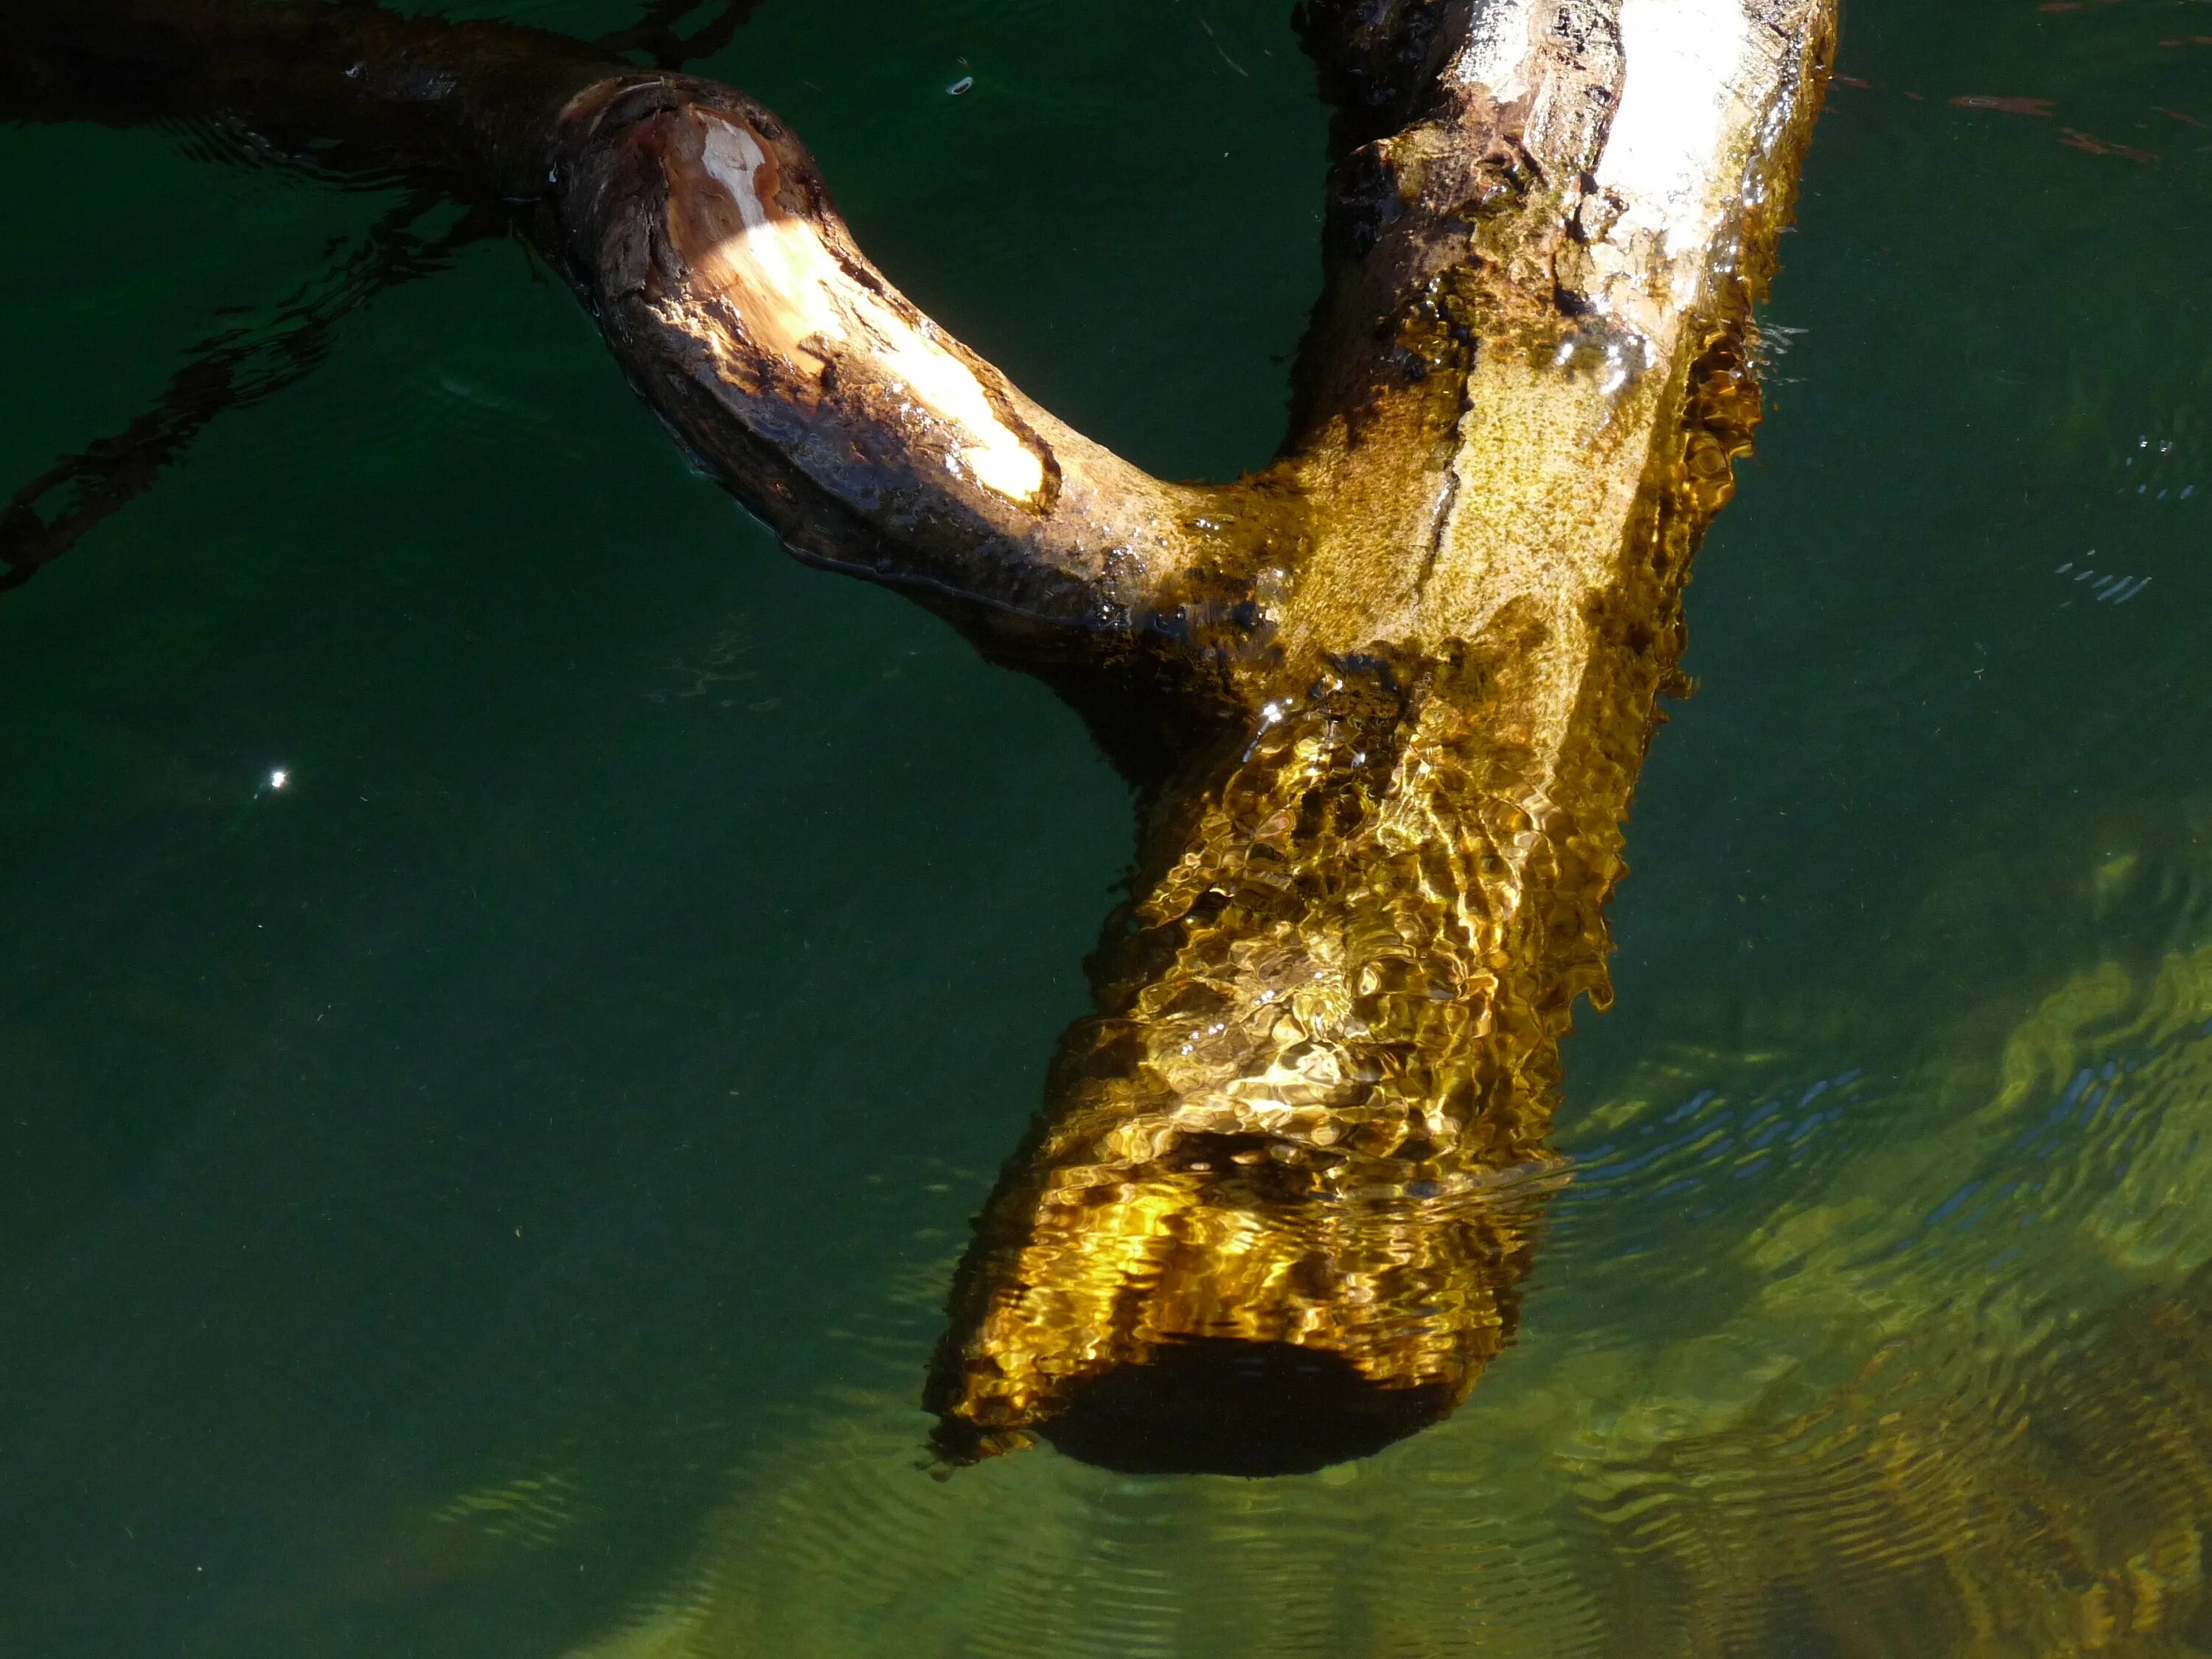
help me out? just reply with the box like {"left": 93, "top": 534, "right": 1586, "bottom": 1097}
{"left": 928, "top": 0, "right": 1835, "bottom": 1475}
{"left": 4, "top": 0, "right": 1837, "bottom": 1474}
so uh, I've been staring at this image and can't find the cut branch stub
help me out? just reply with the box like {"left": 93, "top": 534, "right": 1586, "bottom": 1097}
{"left": 549, "top": 75, "right": 1273, "bottom": 662}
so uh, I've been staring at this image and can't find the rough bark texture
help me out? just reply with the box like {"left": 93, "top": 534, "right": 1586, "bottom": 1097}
{"left": 6, "top": 0, "right": 1837, "bottom": 1475}
{"left": 927, "top": 0, "right": 1837, "bottom": 1471}
{"left": 545, "top": 74, "right": 1263, "bottom": 654}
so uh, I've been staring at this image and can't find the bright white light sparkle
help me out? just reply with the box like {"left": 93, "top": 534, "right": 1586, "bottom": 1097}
{"left": 269, "top": 769, "right": 288, "bottom": 790}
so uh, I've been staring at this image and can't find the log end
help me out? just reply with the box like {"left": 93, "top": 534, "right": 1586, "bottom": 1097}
{"left": 1034, "top": 1337, "right": 1453, "bottom": 1477}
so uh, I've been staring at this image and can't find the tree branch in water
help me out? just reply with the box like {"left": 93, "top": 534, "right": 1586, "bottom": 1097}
{"left": 4, "top": 0, "right": 1838, "bottom": 1474}
{"left": 1, "top": 192, "right": 499, "bottom": 590}
{"left": 597, "top": 0, "right": 767, "bottom": 72}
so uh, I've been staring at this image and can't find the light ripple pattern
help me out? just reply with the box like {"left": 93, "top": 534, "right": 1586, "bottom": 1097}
{"left": 542, "top": 905, "right": 2212, "bottom": 1656}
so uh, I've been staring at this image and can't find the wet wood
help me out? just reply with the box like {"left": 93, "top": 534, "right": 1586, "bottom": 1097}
{"left": 928, "top": 0, "right": 1837, "bottom": 1470}
{"left": 549, "top": 76, "right": 1236, "bottom": 645}
{"left": 4, "top": 0, "right": 1837, "bottom": 1473}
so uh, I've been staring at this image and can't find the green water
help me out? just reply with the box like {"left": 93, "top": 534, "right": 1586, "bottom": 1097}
{"left": 4, "top": 1, "right": 2210, "bottom": 1653}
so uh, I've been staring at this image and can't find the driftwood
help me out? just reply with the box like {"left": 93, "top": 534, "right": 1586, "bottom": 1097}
{"left": 1, "top": 189, "right": 498, "bottom": 591}
{"left": 3, "top": 0, "right": 1836, "bottom": 1474}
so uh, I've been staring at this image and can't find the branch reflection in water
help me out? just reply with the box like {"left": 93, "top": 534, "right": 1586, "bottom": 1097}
{"left": 920, "top": 0, "right": 1833, "bottom": 1475}
{"left": 546, "top": 860, "right": 2212, "bottom": 1656}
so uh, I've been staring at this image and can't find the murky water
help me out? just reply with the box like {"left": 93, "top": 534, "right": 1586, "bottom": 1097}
{"left": 4, "top": 0, "right": 2210, "bottom": 1653}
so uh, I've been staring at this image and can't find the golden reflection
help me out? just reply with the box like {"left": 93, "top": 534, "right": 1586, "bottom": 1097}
{"left": 526, "top": 925, "right": 2212, "bottom": 1659}
{"left": 925, "top": 321, "right": 1769, "bottom": 1473}
{"left": 919, "top": 0, "right": 1833, "bottom": 1472}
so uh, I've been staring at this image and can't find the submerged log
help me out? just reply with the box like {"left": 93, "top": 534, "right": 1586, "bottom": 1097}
{"left": 926, "top": 0, "right": 1837, "bottom": 1474}
{"left": 5, "top": 0, "right": 1836, "bottom": 1473}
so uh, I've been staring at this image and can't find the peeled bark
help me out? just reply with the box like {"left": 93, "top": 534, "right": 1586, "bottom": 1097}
{"left": 6, "top": 0, "right": 1837, "bottom": 1474}
{"left": 927, "top": 0, "right": 1837, "bottom": 1473}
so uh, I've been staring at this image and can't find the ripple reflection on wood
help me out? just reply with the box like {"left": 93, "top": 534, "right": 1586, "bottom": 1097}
{"left": 926, "top": 0, "right": 1838, "bottom": 1475}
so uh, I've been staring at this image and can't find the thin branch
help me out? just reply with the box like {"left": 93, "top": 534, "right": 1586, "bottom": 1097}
{"left": 0, "top": 0, "right": 617, "bottom": 198}
{"left": 1, "top": 192, "right": 500, "bottom": 591}
{"left": 6, "top": 0, "right": 1840, "bottom": 1476}
{"left": 598, "top": 0, "right": 768, "bottom": 72}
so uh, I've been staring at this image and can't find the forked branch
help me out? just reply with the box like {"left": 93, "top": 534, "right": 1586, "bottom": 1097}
{"left": 4, "top": 0, "right": 1837, "bottom": 1475}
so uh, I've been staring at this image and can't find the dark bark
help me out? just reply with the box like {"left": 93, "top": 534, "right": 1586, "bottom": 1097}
{"left": 543, "top": 73, "right": 1260, "bottom": 669}
{"left": 2, "top": 0, "right": 1838, "bottom": 1476}
{"left": 1, "top": 192, "right": 499, "bottom": 590}
{"left": 0, "top": 0, "right": 611, "bottom": 197}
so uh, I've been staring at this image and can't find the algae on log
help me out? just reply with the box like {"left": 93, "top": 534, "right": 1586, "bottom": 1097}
{"left": 1, "top": 0, "right": 1837, "bottom": 1473}
{"left": 927, "top": 0, "right": 1836, "bottom": 1474}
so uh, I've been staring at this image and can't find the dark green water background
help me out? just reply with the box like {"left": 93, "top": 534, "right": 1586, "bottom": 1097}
{"left": 4, "top": 1, "right": 2210, "bottom": 1654}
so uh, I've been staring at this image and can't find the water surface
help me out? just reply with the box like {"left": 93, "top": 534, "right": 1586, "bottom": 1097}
{"left": 4, "top": 0, "right": 2211, "bottom": 1652}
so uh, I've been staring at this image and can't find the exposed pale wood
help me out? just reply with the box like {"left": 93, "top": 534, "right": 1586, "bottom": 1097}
{"left": 4, "top": 0, "right": 1837, "bottom": 1474}
{"left": 927, "top": 0, "right": 1837, "bottom": 1472}
{"left": 0, "top": 0, "right": 1260, "bottom": 661}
